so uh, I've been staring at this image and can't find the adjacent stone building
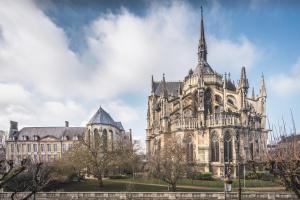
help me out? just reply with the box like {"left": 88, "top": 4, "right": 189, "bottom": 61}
{"left": 6, "top": 107, "right": 131, "bottom": 164}
{"left": 146, "top": 10, "right": 268, "bottom": 177}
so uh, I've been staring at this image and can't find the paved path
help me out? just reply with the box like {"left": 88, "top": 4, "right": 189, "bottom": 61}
{"left": 108, "top": 179, "right": 284, "bottom": 192}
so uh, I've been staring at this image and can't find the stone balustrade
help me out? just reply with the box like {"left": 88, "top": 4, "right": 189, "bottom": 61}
{"left": 172, "top": 117, "right": 198, "bottom": 130}
{"left": 0, "top": 192, "right": 297, "bottom": 200}
{"left": 207, "top": 113, "right": 240, "bottom": 127}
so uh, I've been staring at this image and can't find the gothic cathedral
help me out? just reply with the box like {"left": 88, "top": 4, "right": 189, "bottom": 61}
{"left": 146, "top": 10, "right": 268, "bottom": 177}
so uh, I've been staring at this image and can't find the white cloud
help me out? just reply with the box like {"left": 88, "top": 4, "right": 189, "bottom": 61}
{"left": 0, "top": 83, "right": 30, "bottom": 107}
{"left": 208, "top": 36, "right": 262, "bottom": 74}
{"left": 269, "top": 58, "right": 300, "bottom": 96}
{"left": 0, "top": 0, "right": 262, "bottom": 140}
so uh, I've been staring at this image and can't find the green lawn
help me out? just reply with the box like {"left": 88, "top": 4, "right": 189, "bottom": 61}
{"left": 57, "top": 178, "right": 280, "bottom": 192}
{"left": 115, "top": 177, "right": 280, "bottom": 188}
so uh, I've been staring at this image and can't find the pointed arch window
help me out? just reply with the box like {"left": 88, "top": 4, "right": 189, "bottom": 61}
{"left": 102, "top": 129, "right": 108, "bottom": 152}
{"left": 224, "top": 132, "right": 233, "bottom": 162}
{"left": 211, "top": 133, "right": 219, "bottom": 162}
{"left": 187, "top": 142, "right": 193, "bottom": 163}
{"left": 94, "top": 129, "right": 100, "bottom": 149}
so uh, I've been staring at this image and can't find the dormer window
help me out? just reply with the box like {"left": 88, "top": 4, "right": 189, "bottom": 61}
{"left": 62, "top": 135, "right": 69, "bottom": 141}
{"left": 72, "top": 136, "right": 78, "bottom": 141}
{"left": 33, "top": 135, "right": 40, "bottom": 141}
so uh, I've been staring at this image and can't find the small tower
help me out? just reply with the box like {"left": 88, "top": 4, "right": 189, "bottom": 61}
{"left": 252, "top": 87, "right": 255, "bottom": 100}
{"left": 161, "top": 74, "right": 169, "bottom": 132}
{"left": 259, "top": 73, "right": 267, "bottom": 98}
{"left": 151, "top": 75, "right": 155, "bottom": 94}
{"left": 239, "top": 67, "right": 249, "bottom": 126}
{"left": 259, "top": 73, "right": 267, "bottom": 128}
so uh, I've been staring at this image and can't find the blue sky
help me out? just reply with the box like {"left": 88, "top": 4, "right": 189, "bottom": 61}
{"left": 0, "top": 0, "right": 300, "bottom": 145}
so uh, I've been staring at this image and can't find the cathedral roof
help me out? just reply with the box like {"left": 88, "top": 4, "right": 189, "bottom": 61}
{"left": 153, "top": 81, "right": 182, "bottom": 97}
{"left": 194, "top": 60, "right": 214, "bottom": 75}
{"left": 15, "top": 127, "right": 85, "bottom": 140}
{"left": 88, "top": 107, "right": 124, "bottom": 130}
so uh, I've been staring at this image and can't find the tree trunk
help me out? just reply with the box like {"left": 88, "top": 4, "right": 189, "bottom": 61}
{"left": 171, "top": 183, "right": 176, "bottom": 192}
{"left": 97, "top": 174, "right": 104, "bottom": 188}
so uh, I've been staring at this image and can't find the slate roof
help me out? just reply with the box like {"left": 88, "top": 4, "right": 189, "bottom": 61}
{"left": 153, "top": 81, "right": 182, "bottom": 97}
{"left": 15, "top": 127, "right": 85, "bottom": 140}
{"left": 194, "top": 60, "right": 214, "bottom": 75}
{"left": 88, "top": 107, "right": 124, "bottom": 131}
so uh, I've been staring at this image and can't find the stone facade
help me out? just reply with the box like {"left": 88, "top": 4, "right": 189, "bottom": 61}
{"left": 146, "top": 10, "right": 268, "bottom": 177}
{"left": 6, "top": 107, "right": 131, "bottom": 164}
{"left": 0, "top": 192, "right": 297, "bottom": 200}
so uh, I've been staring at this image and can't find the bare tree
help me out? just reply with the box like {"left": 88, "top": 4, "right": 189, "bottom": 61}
{"left": 148, "top": 135, "right": 188, "bottom": 192}
{"left": 263, "top": 111, "right": 300, "bottom": 198}
{"left": 115, "top": 139, "right": 142, "bottom": 180}
{"left": 0, "top": 159, "right": 27, "bottom": 189}
{"left": 68, "top": 137, "right": 117, "bottom": 188}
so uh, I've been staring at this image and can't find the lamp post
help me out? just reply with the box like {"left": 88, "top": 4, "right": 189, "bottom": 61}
{"left": 235, "top": 132, "right": 242, "bottom": 200}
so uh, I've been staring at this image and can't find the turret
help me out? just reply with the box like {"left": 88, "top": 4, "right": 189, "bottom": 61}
{"left": 239, "top": 67, "right": 249, "bottom": 90}
{"left": 252, "top": 87, "right": 255, "bottom": 100}
{"left": 259, "top": 73, "right": 267, "bottom": 128}
{"left": 259, "top": 73, "right": 267, "bottom": 98}
{"left": 161, "top": 74, "right": 168, "bottom": 99}
{"left": 151, "top": 75, "right": 155, "bottom": 94}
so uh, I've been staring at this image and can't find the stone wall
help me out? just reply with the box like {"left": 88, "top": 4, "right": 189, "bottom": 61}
{"left": 0, "top": 192, "right": 298, "bottom": 200}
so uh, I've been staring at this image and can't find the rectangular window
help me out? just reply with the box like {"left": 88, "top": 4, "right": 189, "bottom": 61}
{"left": 42, "top": 155, "right": 46, "bottom": 161}
{"left": 54, "top": 154, "right": 58, "bottom": 160}
{"left": 27, "top": 144, "right": 31, "bottom": 152}
{"left": 17, "top": 144, "right": 20, "bottom": 153}
{"left": 41, "top": 144, "right": 44, "bottom": 152}
{"left": 22, "top": 144, "right": 26, "bottom": 153}
{"left": 53, "top": 144, "right": 57, "bottom": 152}
{"left": 33, "top": 144, "right": 37, "bottom": 152}
{"left": 47, "top": 144, "right": 51, "bottom": 152}
{"left": 10, "top": 144, "right": 14, "bottom": 153}
{"left": 47, "top": 155, "right": 51, "bottom": 162}
{"left": 34, "top": 155, "right": 38, "bottom": 162}
{"left": 62, "top": 143, "right": 66, "bottom": 152}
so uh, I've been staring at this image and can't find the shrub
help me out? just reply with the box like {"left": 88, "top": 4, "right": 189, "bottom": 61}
{"left": 192, "top": 172, "right": 214, "bottom": 181}
{"left": 246, "top": 171, "right": 274, "bottom": 181}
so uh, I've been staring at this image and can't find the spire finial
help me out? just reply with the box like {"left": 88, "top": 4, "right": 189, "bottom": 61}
{"left": 198, "top": 6, "right": 207, "bottom": 63}
{"left": 201, "top": 5, "right": 203, "bottom": 19}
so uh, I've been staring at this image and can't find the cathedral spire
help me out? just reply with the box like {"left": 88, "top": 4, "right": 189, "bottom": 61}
{"left": 259, "top": 73, "right": 267, "bottom": 97}
{"left": 252, "top": 87, "right": 255, "bottom": 99}
{"left": 198, "top": 6, "right": 207, "bottom": 63}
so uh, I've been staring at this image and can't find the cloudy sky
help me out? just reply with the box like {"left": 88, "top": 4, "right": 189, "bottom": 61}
{"left": 0, "top": 0, "right": 300, "bottom": 145}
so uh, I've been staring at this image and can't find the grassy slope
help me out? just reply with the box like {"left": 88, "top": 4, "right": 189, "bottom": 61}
{"left": 58, "top": 178, "right": 280, "bottom": 192}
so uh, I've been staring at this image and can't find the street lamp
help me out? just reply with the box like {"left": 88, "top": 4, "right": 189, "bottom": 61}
{"left": 224, "top": 175, "right": 233, "bottom": 192}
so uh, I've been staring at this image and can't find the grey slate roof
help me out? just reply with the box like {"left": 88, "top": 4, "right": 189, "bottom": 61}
{"left": 153, "top": 81, "right": 182, "bottom": 97}
{"left": 88, "top": 107, "right": 124, "bottom": 131}
{"left": 194, "top": 60, "right": 214, "bottom": 75}
{"left": 15, "top": 127, "right": 85, "bottom": 140}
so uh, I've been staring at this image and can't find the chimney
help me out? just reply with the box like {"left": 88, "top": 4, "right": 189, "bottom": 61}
{"left": 9, "top": 121, "right": 18, "bottom": 138}
{"left": 65, "top": 121, "right": 69, "bottom": 127}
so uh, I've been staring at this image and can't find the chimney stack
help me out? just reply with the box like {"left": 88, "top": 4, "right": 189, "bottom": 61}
{"left": 65, "top": 121, "right": 69, "bottom": 127}
{"left": 9, "top": 121, "right": 18, "bottom": 138}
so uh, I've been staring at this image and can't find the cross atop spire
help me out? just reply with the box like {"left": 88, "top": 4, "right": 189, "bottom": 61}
{"left": 198, "top": 6, "right": 207, "bottom": 63}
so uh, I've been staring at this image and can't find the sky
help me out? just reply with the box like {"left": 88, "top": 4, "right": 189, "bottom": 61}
{"left": 0, "top": 0, "right": 300, "bottom": 147}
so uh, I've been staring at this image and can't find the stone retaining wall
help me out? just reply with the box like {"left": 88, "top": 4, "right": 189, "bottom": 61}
{"left": 0, "top": 192, "right": 298, "bottom": 200}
